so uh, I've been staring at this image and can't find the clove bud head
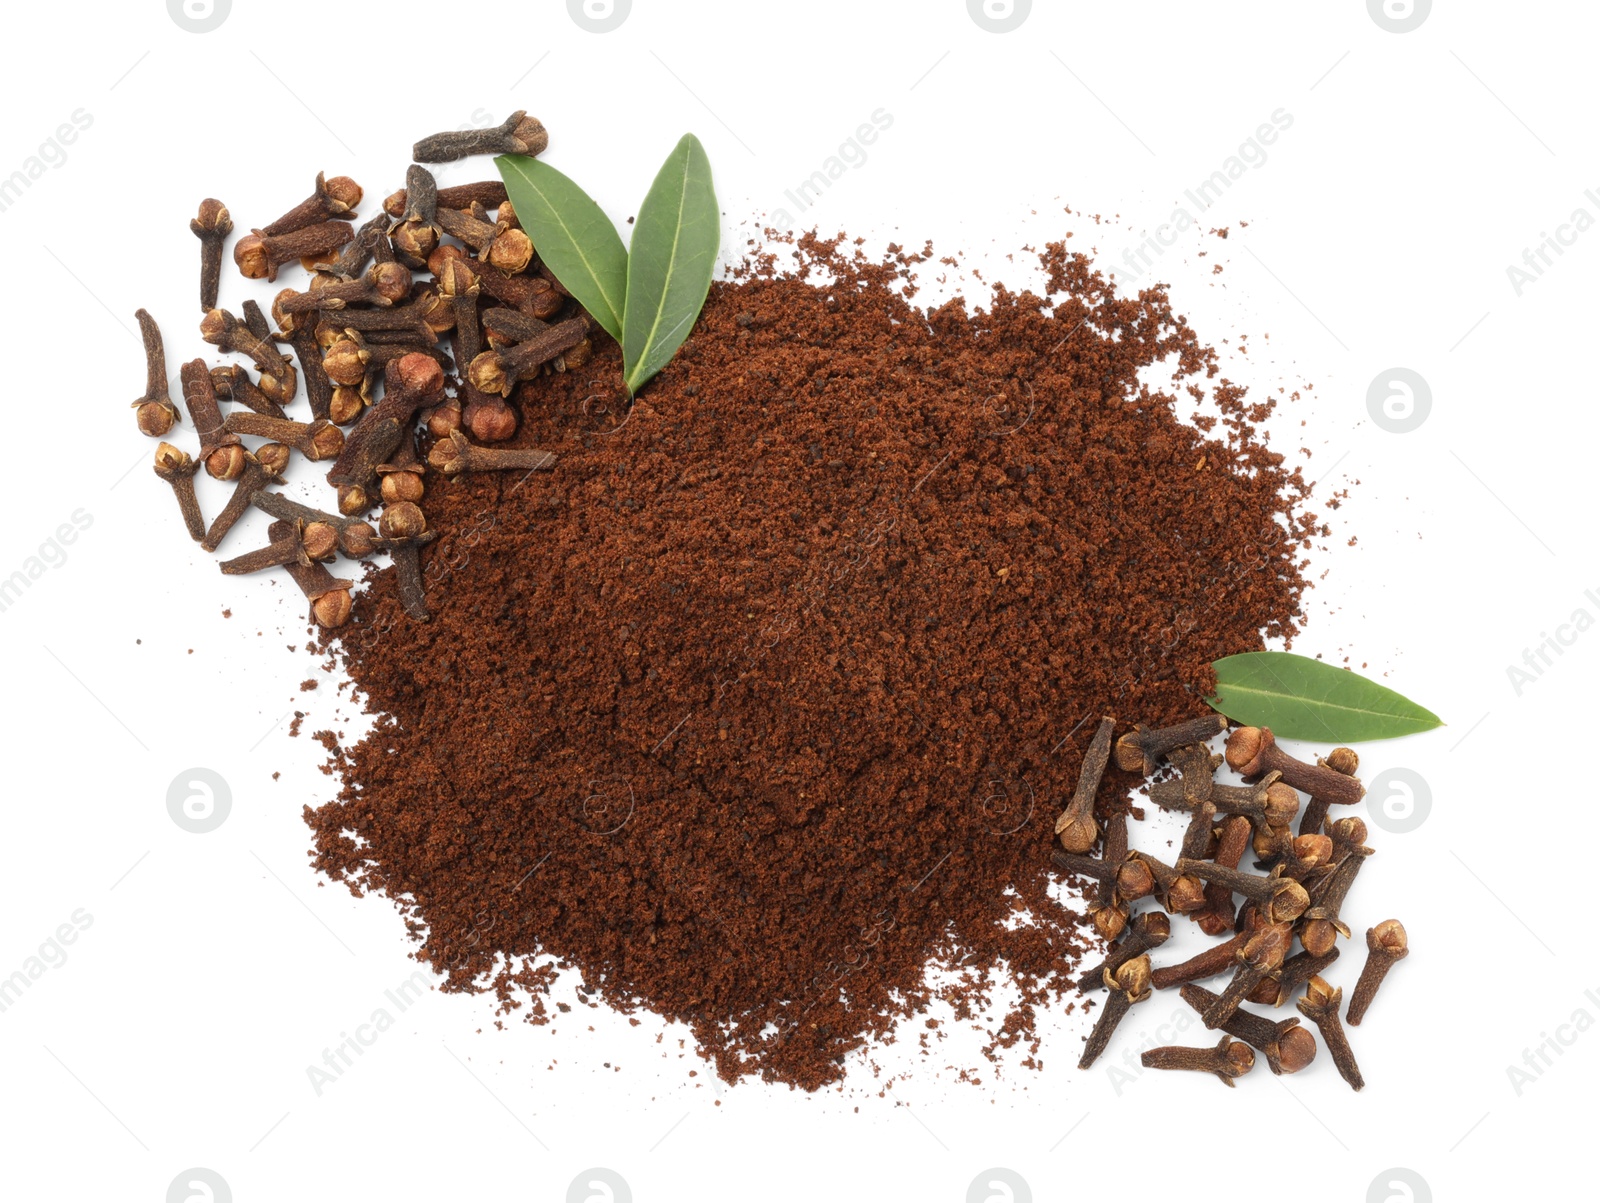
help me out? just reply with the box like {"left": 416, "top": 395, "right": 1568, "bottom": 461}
{"left": 336, "top": 484, "right": 370, "bottom": 516}
{"left": 379, "top": 502, "right": 426, "bottom": 541}
{"left": 1055, "top": 810, "right": 1098, "bottom": 855}
{"left": 1263, "top": 782, "right": 1300, "bottom": 827}
{"left": 312, "top": 587, "right": 353, "bottom": 629}
{"left": 205, "top": 444, "right": 248, "bottom": 482}
{"left": 232, "top": 234, "right": 271, "bottom": 279}
{"left": 136, "top": 400, "right": 177, "bottom": 438}
{"left": 466, "top": 395, "right": 518, "bottom": 442}
{"left": 1272, "top": 1026, "right": 1318, "bottom": 1074}
{"left": 1302, "top": 974, "right": 1341, "bottom": 1010}
{"left": 1369, "top": 918, "right": 1408, "bottom": 956}
{"left": 256, "top": 442, "right": 292, "bottom": 480}
{"left": 302, "top": 522, "right": 339, "bottom": 561}
{"left": 191, "top": 198, "right": 232, "bottom": 236}
{"left": 1225, "top": 726, "right": 1271, "bottom": 773}
{"left": 1323, "top": 746, "right": 1360, "bottom": 775}
{"left": 380, "top": 470, "right": 425, "bottom": 505}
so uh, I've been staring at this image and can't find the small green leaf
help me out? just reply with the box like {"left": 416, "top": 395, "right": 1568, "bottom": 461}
{"left": 495, "top": 154, "right": 628, "bottom": 342}
{"left": 621, "top": 134, "right": 720, "bottom": 395}
{"left": 1207, "top": 652, "right": 1442, "bottom": 742}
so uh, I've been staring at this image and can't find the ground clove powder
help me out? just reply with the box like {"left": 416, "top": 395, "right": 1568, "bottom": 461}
{"left": 305, "top": 234, "right": 1316, "bottom": 1090}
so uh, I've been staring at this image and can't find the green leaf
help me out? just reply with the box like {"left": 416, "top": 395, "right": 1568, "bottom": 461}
{"left": 1206, "top": 652, "right": 1442, "bottom": 742}
{"left": 621, "top": 134, "right": 720, "bottom": 395}
{"left": 495, "top": 154, "right": 628, "bottom": 342}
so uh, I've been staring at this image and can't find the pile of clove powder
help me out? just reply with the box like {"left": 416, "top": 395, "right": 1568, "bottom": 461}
{"left": 132, "top": 111, "right": 576, "bottom": 624}
{"left": 1059, "top": 715, "right": 1409, "bottom": 1088}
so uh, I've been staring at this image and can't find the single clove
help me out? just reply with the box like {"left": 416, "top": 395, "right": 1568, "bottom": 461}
{"left": 1140, "top": 1034, "right": 1256, "bottom": 1087}
{"left": 1178, "top": 985, "right": 1316, "bottom": 1074}
{"left": 132, "top": 309, "right": 180, "bottom": 437}
{"left": 1088, "top": 810, "right": 1130, "bottom": 943}
{"left": 223, "top": 412, "right": 345, "bottom": 461}
{"left": 1054, "top": 716, "right": 1115, "bottom": 854}
{"left": 312, "top": 209, "right": 393, "bottom": 281}
{"left": 413, "top": 110, "right": 548, "bottom": 162}
{"left": 1150, "top": 930, "right": 1247, "bottom": 991}
{"left": 426, "top": 429, "right": 559, "bottom": 478}
{"left": 467, "top": 316, "right": 589, "bottom": 396}
{"left": 1300, "top": 745, "right": 1361, "bottom": 836}
{"left": 1113, "top": 713, "right": 1228, "bottom": 776}
{"left": 259, "top": 172, "right": 362, "bottom": 237}
{"left": 379, "top": 504, "right": 432, "bottom": 621}
{"left": 190, "top": 199, "right": 233, "bottom": 311}
{"left": 1346, "top": 919, "right": 1408, "bottom": 1026}
{"left": 275, "top": 262, "right": 412, "bottom": 313}
{"left": 152, "top": 443, "right": 204, "bottom": 542}
{"left": 219, "top": 524, "right": 312, "bottom": 574}
{"left": 201, "top": 455, "right": 270, "bottom": 553}
{"left": 1076, "top": 911, "right": 1170, "bottom": 992}
{"left": 1078, "top": 955, "right": 1151, "bottom": 1069}
{"left": 178, "top": 358, "right": 242, "bottom": 479}
{"left": 1225, "top": 726, "right": 1365, "bottom": 809}
{"left": 1297, "top": 975, "right": 1363, "bottom": 1090}
{"left": 233, "top": 220, "right": 355, "bottom": 282}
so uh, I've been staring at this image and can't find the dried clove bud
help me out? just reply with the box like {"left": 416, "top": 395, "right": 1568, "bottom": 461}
{"left": 233, "top": 220, "right": 355, "bottom": 282}
{"left": 201, "top": 455, "right": 270, "bottom": 553}
{"left": 1113, "top": 713, "right": 1228, "bottom": 775}
{"left": 1177, "top": 860, "right": 1310, "bottom": 925}
{"left": 1226, "top": 726, "right": 1365, "bottom": 809}
{"left": 1054, "top": 716, "right": 1114, "bottom": 854}
{"left": 178, "top": 358, "right": 242, "bottom": 479}
{"left": 413, "top": 110, "right": 548, "bottom": 162}
{"left": 427, "top": 428, "right": 559, "bottom": 478}
{"left": 276, "top": 262, "right": 412, "bottom": 314}
{"left": 463, "top": 392, "right": 518, "bottom": 442}
{"left": 210, "top": 364, "right": 286, "bottom": 420}
{"left": 1118, "top": 852, "right": 1207, "bottom": 914}
{"left": 259, "top": 172, "right": 362, "bottom": 237}
{"left": 1248, "top": 946, "right": 1341, "bottom": 1008}
{"left": 252, "top": 492, "right": 376, "bottom": 558}
{"left": 1196, "top": 815, "right": 1253, "bottom": 936}
{"left": 1297, "top": 843, "right": 1371, "bottom": 957}
{"left": 219, "top": 524, "right": 312, "bottom": 575}
{"left": 223, "top": 412, "right": 345, "bottom": 462}
{"left": 312, "top": 210, "right": 392, "bottom": 281}
{"left": 152, "top": 443, "right": 204, "bottom": 542}
{"left": 190, "top": 199, "right": 232, "bottom": 311}
{"left": 132, "top": 309, "right": 180, "bottom": 437}
{"left": 467, "top": 316, "right": 589, "bottom": 396}
{"left": 1346, "top": 919, "right": 1408, "bottom": 1026}
{"left": 1078, "top": 955, "right": 1151, "bottom": 1069}
{"left": 385, "top": 179, "right": 509, "bottom": 217}
{"left": 1140, "top": 1034, "right": 1256, "bottom": 1087}
{"left": 1297, "top": 975, "right": 1363, "bottom": 1090}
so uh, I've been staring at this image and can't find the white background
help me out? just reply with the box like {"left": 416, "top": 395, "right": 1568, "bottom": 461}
{"left": 0, "top": 2, "right": 1589, "bottom": 1200}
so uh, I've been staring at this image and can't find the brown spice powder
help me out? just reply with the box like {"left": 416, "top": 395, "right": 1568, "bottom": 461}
{"left": 305, "top": 235, "right": 1315, "bottom": 1090}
